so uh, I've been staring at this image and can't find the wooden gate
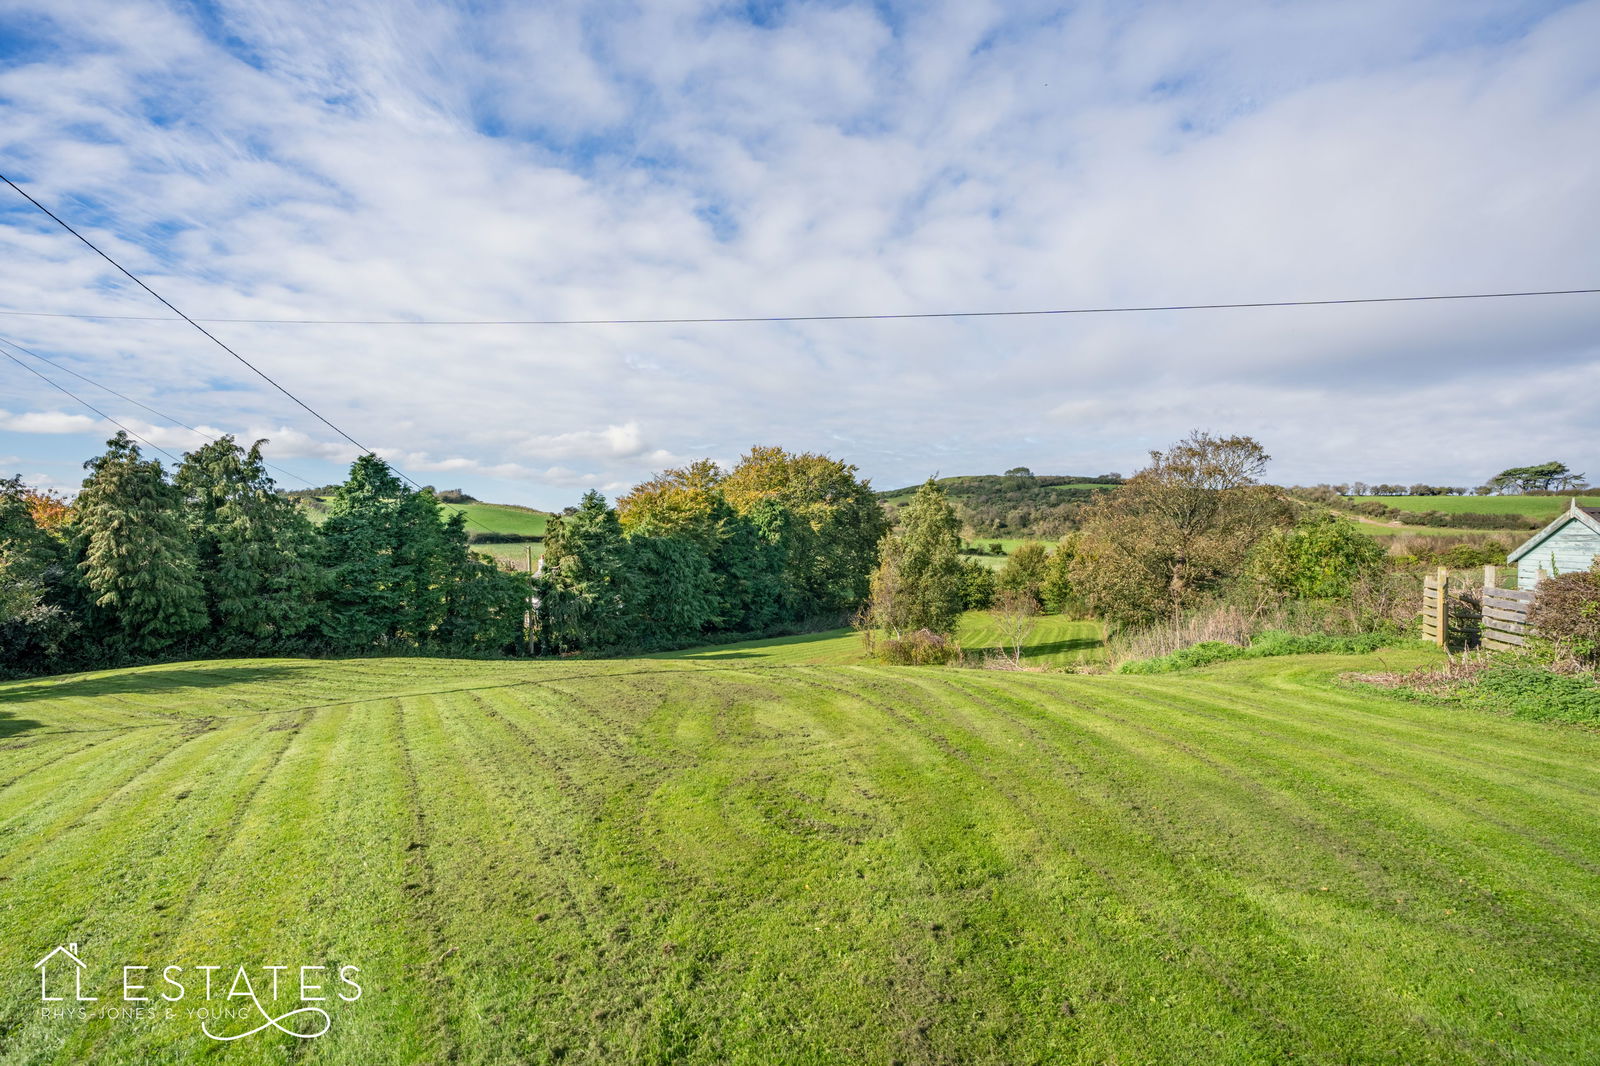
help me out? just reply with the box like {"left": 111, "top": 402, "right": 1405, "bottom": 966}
{"left": 1481, "top": 586, "right": 1534, "bottom": 650}
{"left": 1422, "top": 565, "right": 1536, "bottom": 650}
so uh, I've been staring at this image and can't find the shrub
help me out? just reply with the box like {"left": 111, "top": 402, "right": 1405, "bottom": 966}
{"left": 876, "top": 629, "right": 960, "bottom": 666}
{"left": 1116, "top": 629, "right": 1393, "bottom": 674}
{"left": 1471, "top": 663, "right": 1600, "bottom": 724}
{"left": 1529, "top": 565, "right": 1600, "bottom": 665}
{"left": 1247, "top": 513, "right": 1387, "bottom": 600}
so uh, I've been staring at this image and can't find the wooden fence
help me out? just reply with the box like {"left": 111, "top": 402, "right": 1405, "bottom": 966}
{"left": 1481, "top": 586, "right": 1534, "bottom": 650}
{"left": 1422, "top": 565, "right": 1534, "bottom": 649}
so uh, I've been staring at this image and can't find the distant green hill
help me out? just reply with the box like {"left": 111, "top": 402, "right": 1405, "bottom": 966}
{"left": 879, "top": 472, "right": 1121, "bottom": 539}
{"left": 295, "top": 496, "right": 551, "bottom": 541}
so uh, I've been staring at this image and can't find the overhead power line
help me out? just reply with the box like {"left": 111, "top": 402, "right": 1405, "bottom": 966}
{"left": 0, "top": 288, "right": 1594, "bottom": 327}
{"left": 0, "top": 172, "right": 379, "bottom": 462}
{"left": 0, "top": 344, "right": 181, "bottom": 463}
{"left": 0, "top": 334, "right": 316, "bottom": 487}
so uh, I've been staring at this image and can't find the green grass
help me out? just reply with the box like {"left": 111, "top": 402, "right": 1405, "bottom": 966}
{"left": 646, "top": 613, "right": 1104, "bottom": 670}
{"left": 440, "top": 502, "right": 550, "bottom": 538}
{"left": 4, "top": 643, "right": 1600, "bottom": 1063}
{"left": 467, "top": 540, "right": 544, "bottom": 567}
{"left": 1349, "top": 494, "right": 1600, "bottom": 518}
{"left": 296, "top": 498, "right": 551, "bottom": 539}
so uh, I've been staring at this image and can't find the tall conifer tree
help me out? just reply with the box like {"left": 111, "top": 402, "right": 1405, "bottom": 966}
{"left": 73, "top": 432, "right": 205, "bottom": 655}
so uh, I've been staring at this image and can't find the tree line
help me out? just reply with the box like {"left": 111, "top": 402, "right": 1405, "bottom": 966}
{"left": 0, "top": 433, "right": 529, "bottom": 675}
{"left": 0, "top": 439, "right": 889, "bottom": 676}
{"left": 534, "top": 449, "right": 887, "bottom": 653}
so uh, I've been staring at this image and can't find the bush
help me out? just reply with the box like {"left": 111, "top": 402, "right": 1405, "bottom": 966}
{"left": 875, "top": 629, "right": 960, "bottom": 666}
{"left": 1529, "top": 566, "right": 1600, "bottom": 665}
{"left": 466, "top": 531, "right": 540, "bottom": 544}
{"left": 1470, "top": 663, "right": 1600, "bottom": 724}
{"left": 1116, "top": 629, "right": 1394, "bottom": 674}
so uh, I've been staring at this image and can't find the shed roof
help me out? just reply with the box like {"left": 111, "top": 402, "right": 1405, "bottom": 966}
{"left": 1507, "top": 501, "right": 1600, "bottom": 563}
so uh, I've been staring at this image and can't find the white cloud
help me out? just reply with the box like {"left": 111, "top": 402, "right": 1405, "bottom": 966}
{"left": 0, "top": 0, "right": 1594, "bottom": 506}
{"left": 0, "top": 410, "right": 101, "bottom": 434}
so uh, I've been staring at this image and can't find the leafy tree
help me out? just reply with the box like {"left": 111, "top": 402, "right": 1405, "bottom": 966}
{"left": 1068, "top": 431, "right": 1290, "bottom": 626}
{"left": 722, "top": 445, "right": 887, "bottom": 617}
{"left": 1040, "top": 535, "right": 1079, "bottom": 614}
{"left": 72, "top": 433, "right": 206, "bottom": 656}
{"left": 861, "top": 478, "right": 964, "bottom": 640}
{"left": 619, "top": 460, "right": 792, "bottom": 632}
{"left": 1489, "top": 461, "right": 1585, "bottom": 493}
{"left": 0, "top": 476, "right": 76, "bottom": 670}
{"left": 433, "top": 511, "right": 528, "bottom": 652}
{"left": 957, "top": 558, "right": 997, "bottom": 610}
{"left": 1247, "top": 513, "right": 1388, "bottom": 600}
{"left": 537, "top": 490, "right": 637, "bottom": 652}
{"left": 318, "top": 455, "right": 414, "bottom": 647}
{"left": 996, "top": 541, "right": 1052, "bottom": 607}
{"left": 176, "top": 437, "right": 321, "bottom": 649}
{"left": 628, "top": 535, "right": 719, "bottom": 645}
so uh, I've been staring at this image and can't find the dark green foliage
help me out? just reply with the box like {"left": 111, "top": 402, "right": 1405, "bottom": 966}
{"left": 996, "top": 541, "right": 1051, "bottom": 607}
{"left": 537, "top": 490, "right": 637, "bottom": 653}
{"left": 318, "top": 454, "right": 521, "bottom": 652}
{"left": 176, "top": 437, "right": 321, "bottom": 649}
{"left": 1489, "top": 461, "right": 1584, "bottom": 494}
{"left": 629, "top": 535, "right": 719, "bottom": 645}
{"left": 72, "top": 433, "right": 206, "bottom": 656}
{"left": 1040, "top": 537, "right": 1078, "bottom": 614}
{"left": 318, "top": 455, "right": 416, "bottom": 647}
{"left": 1467, "top": 664, "right": 1600, "bottom": 723}
{"left": 862, "top": 479, "right": 965, "bottom": 641}
{"left": 1248, "top": 513, "right": 1388, "bottom": 600}
{"left": 0, "top": 476, "right": 75, "bottom": 672}
{"left": 433, "top": 512, "right": 529, "bottom": 652}
{"left": 957, "top": 558, "right": 996, "bottom": 610}
{"left": 880, "top": 472, "right": 1122, "bottom": 539}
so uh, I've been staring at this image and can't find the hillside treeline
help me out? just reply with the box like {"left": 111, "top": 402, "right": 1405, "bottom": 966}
{"left": 0, "top": 434, "right": 529, "bottom": 676}
{"left": 535, "top": 449, "right": 887, "bottom": 653}
{"left": 883, "top": 471, "right": 1123, "bottom": 539}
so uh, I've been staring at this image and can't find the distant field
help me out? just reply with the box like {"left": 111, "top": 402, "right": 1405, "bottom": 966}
{"left": 441, "top": 501, "right": 550, "bottom": 537}
{"left": 469, "top": 540, "right": 544, "bottom": 567}
{"left": 297, "top": 497, "right": 551, "bottom": 541}
{"left": 6, "top": 639, "right": 1599, "bottom": 1062}
{"left": 1349, "top": 494, "right": 1599, "bottom": 518}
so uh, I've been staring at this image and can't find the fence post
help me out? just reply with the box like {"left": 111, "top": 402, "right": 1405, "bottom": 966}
{"left": 1483, "top": 564, "right": 1497, "bottom": 591}
{"left": 1434, "top": 566, "right": 1449, "bottom": 647}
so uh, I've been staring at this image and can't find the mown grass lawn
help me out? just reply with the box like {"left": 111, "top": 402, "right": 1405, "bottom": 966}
{"left": 2, "top": 642, "right": 1598, "bottom": 1064}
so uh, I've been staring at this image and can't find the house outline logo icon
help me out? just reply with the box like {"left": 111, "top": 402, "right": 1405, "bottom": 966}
{"left": 34, "top": 942, "right": 97, "bottom": 1002}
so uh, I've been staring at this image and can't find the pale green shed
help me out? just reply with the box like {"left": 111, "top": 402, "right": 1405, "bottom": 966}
{"left": 1507, "top": 501, "right": 1600, "bottom": 589}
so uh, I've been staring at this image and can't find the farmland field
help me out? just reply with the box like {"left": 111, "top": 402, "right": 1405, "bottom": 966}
{"left": 440, "top": 502, "right": 550, "bottom": 538}
{"left": 4, "top": 636, "right": 1599, "bottom": 1064}
{"left": 1349, "top": 495, "right": 1600, "bottom": 518}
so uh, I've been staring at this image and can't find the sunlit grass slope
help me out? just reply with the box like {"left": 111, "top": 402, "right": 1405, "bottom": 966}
{"left": 3, "top": 642, "right": 1599, "bottom": 1064}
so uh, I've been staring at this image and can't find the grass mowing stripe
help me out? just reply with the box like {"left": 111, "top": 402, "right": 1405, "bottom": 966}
{"left": 858, "top": 669, "right": 1439, "bottom": 1061}
{"left": 1110, "top": 677, "right": 1600, "bottom": 880}
{"left": 935, "top": 674, "right": 1528, "bottom": 1062}
{"left": 774, "top": 669, "right": 1312, "bottom": 1056}
{"left": 969, "top": 671, "right": 1600, "bottom": 1060}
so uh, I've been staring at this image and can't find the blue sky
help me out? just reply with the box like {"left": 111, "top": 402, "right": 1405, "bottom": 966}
{"left": 1, "top": 0, "right": 1597, "bottom": 506}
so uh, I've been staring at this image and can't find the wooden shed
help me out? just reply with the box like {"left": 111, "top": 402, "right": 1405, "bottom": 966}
{"left": 1507, "top": 501, "right": 1600, "bottom": 589}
